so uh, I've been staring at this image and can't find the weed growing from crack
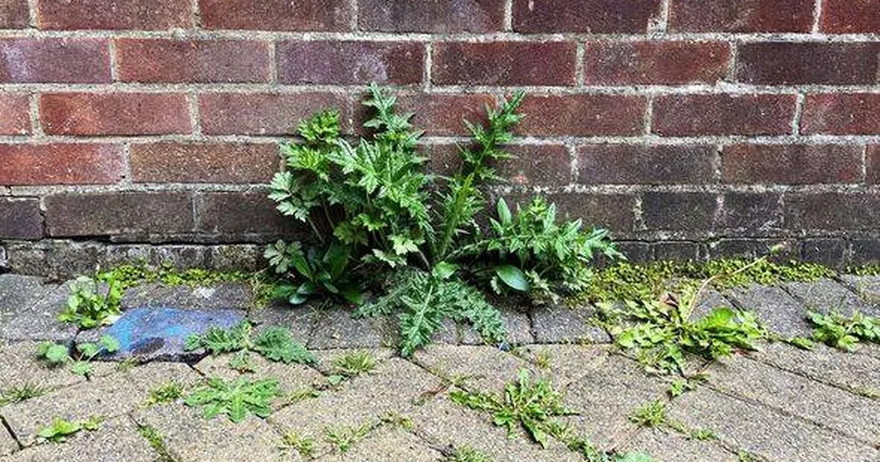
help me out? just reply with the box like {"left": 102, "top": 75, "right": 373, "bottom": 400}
{"left": 36, "top": 335, "right": 120, "bottom": 376}
{"left": 0, "top": 382, "right": 48, "bottom": 406}
{"left": 628, "top": 400, "right": 667, "bottom": 428}
{"left": 185, "top": 377, "right": 280, "bottom": 423}
{"left": 138, "top": 425, "right": 181, "bottom": 462}
{"left": 807, "top": 310, "right": 880, "bottom": 351}
{"left": 280, "top": 431, "right": 315, "bottom": 458}
{"left": 185, "top": 321, "right": 316, "bottom": 365}
{"left": 146, "top": 381, "right": 185, "bottom": 406}
{"left": 324, "top": 421, "right": 374, "bottom": 453}
{"left": 331, "top": 350, "right": 376, "bottom": 377}
{"left": 37, "top": 416, "right": 102, "bottom": 443}
{"left": 445, "top": 445, "right": 491, "bottom": 462}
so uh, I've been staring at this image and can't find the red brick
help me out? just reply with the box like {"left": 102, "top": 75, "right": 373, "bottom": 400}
{"left": 584, "top": 41, "right": 731, "bottom": 85}
{"left": 278, "top": 41, "right": 423, "bottom": 85}
{"left": 197, "top": 191, "right": 296, "bottom": 239}
{"left": 0, "top": 38, "right": 110, "bottom": 83}
{"left": 866, "top": 145, "right": 880, "bottom": 184}
{"left": 131, "top": 142, "right": 278, "bottom": 183}
{"left": 0, "top": 143, "right": 123, "bottom": 185}
{"left": 669, "top": 0, "right": 814, "bottom": 32}
{"left": 432, "top": 42, "right": 576, "bottom": 86}
{"left": 116, "top": 39, "right": 271, "bottom": 84}
{"left": 40, "top": 93, "right": 191, "bottom": 136}
{"left": 736, "top": 42, "right": 879, "bottom": 85}
{"left": 45, "top": 192, "right": 194, "bottom": 237}
{"left": 578, "top": 144, "right": 716, "bottom": 185}
{"left": 516, "top": 94, "right": 646, "bottom": 136}
{"left": 0, "top": 198, "right": 42, "bottom": 239}
{"left": 785, "top": 192, "right": 880, "bottom": 231}
{"left": 199, "top": 92, "right": 350, "bottom": 136}
{"left": 0, "top": 0, "right": 29, "bottom": 28}
{"left": 652, "top": 94, "right": 796, "bottom": 136}
{"left": 385, "top": 93, "right": 496, "bottom": 136}
{"left": 199, "top": 0, "right": 351, "bottom": 31}
{"left": 0, "top": 94, "right": 30, "bottom": 135}
{"left": 37, "top": 0, "right": 190, "bottom": 30}
{"left": 513, "top": 0, "right": 661, "bottom": 33}
{"left": 722, "top": 144, "right": 863, "bottom": 184}
{"left": 358, "top": 0, "right": 503, "bottom": 32}
{"left": 801, "top": 93, "right": 880, "bottom": 135}
{"left": 718, "top": 192, "right": 782, "bottom": 231}
{"left": 822, "top": 0, "right": 880, "bottom": 33}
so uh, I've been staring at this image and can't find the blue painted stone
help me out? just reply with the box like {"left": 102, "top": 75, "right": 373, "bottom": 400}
{"left": 102, "top": 307, "right": 243, "bottom": 359}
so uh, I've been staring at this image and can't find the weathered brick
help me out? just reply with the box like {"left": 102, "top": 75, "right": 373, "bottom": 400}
{"left": 785, "top": 193, "right": 880, "bottom": 231}
{"left": 0, "top": 0, "right": 29, "bottom": 28}
{"left": 801, "top": 238, "right": 847, "bottom": 267}
{"left": 577, "top": 144, "right": 716, "bottom": 185}
{"left": 199, "top": 92, "right": 349, "bottom": 136}
{"left": 868, "top": 145, "right": 880, "bottom": 185}
{"left": 512, "top": 0, "right": 661, "bottom": 33}
{"left": 669, "top": 0, "right": 814, "bottom": 32}
{"left": 116, "top": 39, "right": 271, "bottom": 83}
{"left": 131, "top": 142, "right": 277, "bottom": 184}
{"left": 0, "top": 144, "right": 123, "bottom": 185}
{"left": 0, "top": 198, "right": 42, "bottom": 240}
{"left": 278, "top": 40, "right": 423, "bottom": 85}
{"left": 584, "top": 41, "right": 731, "bottom": 85}
{"left": 198, "top": 0, "right": 351, "bottom": 31}
{"left": 642, "top": 192, "right": 717, "bottom": 231}
{"left": 652, "top": 94, "right": 796, "bottom": 136}
{"left": 358, "top": 0, "right": 503, "bottom": 32}
{"left": 37, "top": 0, "right": 190, "bottom": 30}
{"left": 801, "top": 93, "right": 880, "bottom": 135}
{"left": 517, "top": 94, "right": 646, "bottom": 136}
{"left": 496, "top": 144, "right": 573, "bottom": 186}
{"left": 0, "top": 38, "right": 110, "bottom": 83}
{"left": 197, "top": 191, "right": 295, "bottom": 238}
{"left": 718, "top": 192, "right": 782, "bottom": 231}
{"left": 822, "top": 0, "right": 880, "bottom": 33}
{"left": 381, "top": 93, "right": 495, "bottom": 136}
{"left": 736, "top": 42, "right": 880, "bottom": 85}
{"left": 541, "top": 192, "right": 636, "bottom": 233}
{"left": 45, "top": 192, "right": 194, "bottom": 237}
{"left": 722, "top": 144, "right": 863, "bottom": 184}
{"left": 850, "top": 238, "right": 880, "bottom": 265}
{"left": 0, "top": 94, "right": 30, "bottom": 135}
{"left": 40, "top": 93, "right": 191, "bottom": 135}
{"left": 432, "top": 41, "right": 576, "bottom": 86}
{"left": 653, "top": 241, "right": 704, "bottom": 261}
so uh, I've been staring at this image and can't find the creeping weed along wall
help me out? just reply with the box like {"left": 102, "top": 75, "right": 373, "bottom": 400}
{"left": 0, "top": 0, "right": 879, "bottom": 275}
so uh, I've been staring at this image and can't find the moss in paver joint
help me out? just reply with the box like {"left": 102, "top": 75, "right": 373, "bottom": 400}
{"left": 445, "top": 445, "right": 492, "bottom": 462}
{"left": 628, "top": 400, "right": 667, "bottom": 429}
{"left": 144, "top": 381, "right": 185, "bottom": 407}
{"left": 280, "top": 430, "right": 315, "bottom": 458}
{"left": 137, "top": 424, "right": 181, "bottom": 462}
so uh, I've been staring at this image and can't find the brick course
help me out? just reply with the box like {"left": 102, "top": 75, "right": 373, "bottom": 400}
{"left": 0, "top": 0, "right": 878, "bottom": 267}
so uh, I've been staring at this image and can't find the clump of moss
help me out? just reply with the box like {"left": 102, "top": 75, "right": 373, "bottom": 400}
{"left": 846, "top": 264, "right": 880, "bottom": 277}
{"left": 99, "top": 263, "right": 253, "bottom": 289}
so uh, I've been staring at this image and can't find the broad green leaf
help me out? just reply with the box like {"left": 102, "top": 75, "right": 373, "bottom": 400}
{"left": 494, "top": 265, "right": 529, "bottom": 292}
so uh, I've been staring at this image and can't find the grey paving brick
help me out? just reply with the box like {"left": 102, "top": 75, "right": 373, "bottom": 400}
{"left": 707, "top": 355, "right": 880, "bottom": 445}
{"left": 411, "top": 394, "right": 581, "bottom": 462}
{"left": 726, "top": 283, "right": 812, "bottom": 337}
{"left": 668, "top": 387, "right": 880, "bottom": 462}
{"left": 316, "top": 427, "right": 441, "bottom": 462}
{"left": 783, "top": 278, "right": 879, "bottom": 316}
{"left": 270, "top": 358, "right": 442, "bottom": 457}
{"left": 412, "top": 344, "right": 538, "bottom": 394}
{"left": 308, "top": 308, "right": 397, "bottom": 349}
{"left": 0, "top": 426, "right": 16, "bottom": 457}
{"left": 531, "top": 304, "right": 611, "bottom": 344}
{"left": 124, "top": 361, "right": 202, "bottom": 392}
{"left": 132, "top": 403, "right": 292, "bottom": 462}
{"left": 748, "top": 341, "right": 880, "bottom": 396}
{"left": 620, "top": 428, "right": 737, "bottom": 462}
{"left": 0, "top": 282, "right": 78, "bottom": 343}
{"left": 515, "top": 344, "right": 610, "bottom": 387}
{"left": 194, "top": 353, "right": 323, "bottom": 404}
{"left": 0, "top": 417, "right": 157, "bottom": 462}
{"left": 558, "top": 354, "right": 668, "bottom": 450}
{"left": 0, "top": 373, "right": 146, "bottom": 446}
{"left": 0, "top": 275, "right": 47, "bottom": 328}
{"left": 839, "top": 275, "right": 880, "bottom": 312}
{"left": 122, "top": 282, "right": 255, "bottom": 311}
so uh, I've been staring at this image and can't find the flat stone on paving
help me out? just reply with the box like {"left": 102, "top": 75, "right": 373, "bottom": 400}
{"left": 412, "top": 344, "right": 537, "bottom": 393}
{"left": 559, "top": 354, "right": 668, "bottom": 450}
{"left": 0, "top": 426, "right": 16, "bottom": 457}
{"left": 194, "top": 353, "right": 323, "bottom": 402}
{"left": 132, "top": 403, "right": 292, "bottom": 462}
{"left": 668, "top": 387, "right": 880, "bottom": 462}
{"left": 620, "top": 428, "right": 737, "bottom": 462}
{"left": 748, "top": 341, "right": 880, "bottom": 395}
{"left": 707, "top": 355, "right": 880, "bottom": 445}
{"left": 0, "top": 373, "right": 146, "bottom": 446}
{"left": 0, "top": 282, "right": 78, "bottom": 342}
{"left": 692, "top": 289, "right": 734, "bottom": 319}
{"left": 310, "top": 348, "right": 395, "bottom": 376}
{"left": 0, "top": 275, "right": 47, "bottom": 327}
{"left": 726, "top": 283, "right": 812, "bottom": 337}
{"left": 308, "top": 308, "right": 397, "bottom": 349}
{"left": 515, "top": 344, "right": 610, "bottom": 387}
{"left": 0, "top": 417, "right": 157, "bottom": 462}
{"left": 122, "top": 282, "right": 255, "bottom": 311}
{"left": 531, "top": 304, "right": 610, "bottom": 344}
{"left": 411, "top": 394, "right": 581, "bottom": 462}
{"left": 317, "top": 426, "right": 441, "bottom": 462}
{"left": 0, "top": 340, "right": 87, "bottom": 391}
{"left": 783, "top": 278, "right": 878, "bottom": 316}
{"left": 271, "top": 358, "right": 442, "bottom": 457}
{"left": 247, "top": 303, "right": 318, "bottom": 343}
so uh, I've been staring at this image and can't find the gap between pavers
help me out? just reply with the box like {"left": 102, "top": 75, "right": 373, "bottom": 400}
{"left": 411, "top": 343, "right": 540, "bottom": 394}
{"left": 315, "top": 425, "right": 443, "bottom": 462}
{"left": 619, "top": 427, "right": 739, "bottom": 462}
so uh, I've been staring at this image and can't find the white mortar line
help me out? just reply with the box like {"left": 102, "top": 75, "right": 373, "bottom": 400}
{"left": 575, "top": 41, "right": 585, "bottom": 87}
{"left": 27, "top": 92, "right": 43, "bottom": 138}
{"left": 423, "top": 42, "right": 433, "bottom": 90}
{"left": 812, "top": 0, "right": 824, "bottom": 35}
{"left": 791, "top": 93, "right": 806, "bottom": 136}
{"left": 503, "top": 0, "right": 513, "bottom": 31}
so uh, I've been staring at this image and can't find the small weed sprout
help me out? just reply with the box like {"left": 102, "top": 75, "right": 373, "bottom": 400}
{"left": 146, "top": 381, "right": 185, "bottom": 406}
{"left": 280, "top": 431, "right": 315, "bottom": 458}
{"left": 37, "top": 416, "right": 103, "bottom": 443}
{"left": 0, "top": 382, "right": 48, "bottom": 406}
{"left": 324, "top": 422, "right": 374, "bottom": 453}
{"left": 59, "top": 275, "right": 123, "bottom": 329}
{"left": 331, "top": 350, "right": 376, "bottom": 377}
{"left": 628, "top": 400, "right": 667, "bottom": 428}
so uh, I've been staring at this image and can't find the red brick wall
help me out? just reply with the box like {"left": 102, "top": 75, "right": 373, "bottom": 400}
{"left": 1, "top": 0, "right": 879, "bottom": 271}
